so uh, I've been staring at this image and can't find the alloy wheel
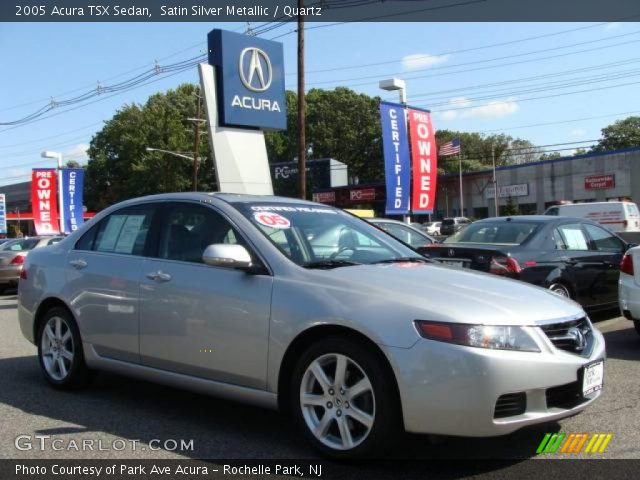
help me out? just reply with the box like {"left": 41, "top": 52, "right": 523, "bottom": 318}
{"left": 299, "top": 353, "right": 375, "bottom": 451}
{"left": 549, "top": 283, "right": 570, "bottom": 298}
{"left": 40, "top": 316, "right": 74, "bottom": 381}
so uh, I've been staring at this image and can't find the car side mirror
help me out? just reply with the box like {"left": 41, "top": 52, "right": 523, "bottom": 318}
{"left": 202, "top": 244, "right": 252, "bottom": 269}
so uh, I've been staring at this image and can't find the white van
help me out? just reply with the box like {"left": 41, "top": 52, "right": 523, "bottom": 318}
{"left": 544, "top": 201, "right": 640, "bottom": 232}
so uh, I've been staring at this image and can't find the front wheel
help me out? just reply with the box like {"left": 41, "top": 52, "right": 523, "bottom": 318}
{"left": 549, "top": 283, "right": 571, "bottom": 298}
{"left": 37, "top": 307, "right": 90, "bottom": 389}
{"left": 290, "top": 337, "right": 400, "bottom": 458}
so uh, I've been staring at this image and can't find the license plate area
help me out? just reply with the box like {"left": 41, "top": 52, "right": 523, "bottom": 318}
{"left": 581, "top": 360, "right": 604, "bottom": 396}
{"left": 437, "top": 258, "right": 469, "bottom": 268}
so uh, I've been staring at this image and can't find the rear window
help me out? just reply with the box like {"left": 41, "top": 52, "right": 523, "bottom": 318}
{"left": 625, "top": 203, "right": 640, "bottom": 217}
{"left": 442, "top": 219, "right": 455, "bottom": 226}
{"left": 445, "top": 221, "right": 540, "bottom": 245}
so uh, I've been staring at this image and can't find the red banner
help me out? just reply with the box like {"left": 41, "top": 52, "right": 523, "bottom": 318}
{"left": 585, "top": 174, "right": 615, "bottom": 190}
{"left": 31, "top": 169, "right": 60, "bottom": 235}
{"left": 408, "top": 108, "right": 437, "bottom": 213}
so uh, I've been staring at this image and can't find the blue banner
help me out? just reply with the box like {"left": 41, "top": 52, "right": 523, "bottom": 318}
{"left": 380, "top": 101, "right": 411, "bottom": 215}
{"left": 0, "top": 194, "right": 6, "bottom": 235}
{"left": 60, "top": 169, "right": 84, "bottom": 234}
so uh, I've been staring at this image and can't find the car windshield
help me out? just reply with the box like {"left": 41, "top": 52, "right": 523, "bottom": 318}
{"left": 232, "top": 202, "right": 423, "bottom": 267}
{"left": 444, "top": 221, "right": 540, "bottom": 245}
{"left": 0, "top": 238, "right": 39, "bottom": 251}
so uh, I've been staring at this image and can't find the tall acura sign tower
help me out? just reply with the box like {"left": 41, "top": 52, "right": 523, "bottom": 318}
{"left": 199, "top": 29, "right": 287, "bottom": 195}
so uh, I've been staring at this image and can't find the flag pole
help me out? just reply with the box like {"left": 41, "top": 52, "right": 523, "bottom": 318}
{"left": 458, "top": 141, "right": 464, "bottom": 217}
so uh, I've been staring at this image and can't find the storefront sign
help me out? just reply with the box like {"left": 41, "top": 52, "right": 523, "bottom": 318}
{"left": 208, "top": 29, "right": 286, "bottom": 130}
{"left": 0, "top": 194, "right": 6, "bottom": 235}
{"left": 585, "top": 174, "right": 615, "bottom": 190}
{"left": 31, "top": 169, "right": 60, "bottom": 235}
{"left": 312, "top": 191, "right": 336, "bottom": 203}
{"left": 486, "top": 183, "right": 529, "bottom": 199}
{"left": 349, "top": 188, "right": 376, "bottom": 202}
{"left": 407, "top": 107, "right": 437, "bottom": 214}
{"left": 380, "top": 101, "right": 411, "bottom": 215}
{"left": 60, "top": 168, "right": 85, "bottom": 234}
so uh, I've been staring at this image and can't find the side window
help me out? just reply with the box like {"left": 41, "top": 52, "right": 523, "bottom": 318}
{"left": 557, "top": 224, "right": 589, "bottom": 251}
{"left": 158, "top": 203, "right": 244, "bottom": 264}
{"left": 583, "top": 224, "right": 624, "bottom": 252}
{"left": 93, "top": 205, "right": 155, "bottom": 256}
{"left": 552, "top": 229, "right": 568, "bottom": 250}
{"left": 75, "top": 224, "right": 100, "bottom": 251}
{"left": 546, "top": 207, "right": 559, "bottom": 216}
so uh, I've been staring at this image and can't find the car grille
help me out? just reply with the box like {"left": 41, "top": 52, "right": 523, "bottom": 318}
{"left": 546, "top": 381, "right": 588, "bottom": 410}
{"left": 539, "top": 317, "right": 593, "bottom": 356}
{"left": 494, "top": 392, "right": 527, "bottom": 419}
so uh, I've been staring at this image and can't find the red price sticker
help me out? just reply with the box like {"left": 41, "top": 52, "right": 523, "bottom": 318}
{"left": 253, "top": 212, "right": 291, "bottom": 229}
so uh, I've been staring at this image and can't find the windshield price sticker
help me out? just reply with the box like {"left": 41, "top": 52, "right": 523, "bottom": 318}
{"left": 254, "top": 212, "right": 291, "bottom": 229}
{"left": 251, "top": 205, "right": 337, "bottom": 215}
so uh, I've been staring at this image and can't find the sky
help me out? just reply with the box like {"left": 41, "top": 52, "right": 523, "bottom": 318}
{"left": 1, "top": 20, "right": 639, "bottom": 186}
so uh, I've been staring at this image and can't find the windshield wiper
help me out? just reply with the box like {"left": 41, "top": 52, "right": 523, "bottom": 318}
{"left": 302, "top": 259, "right": 362, "bottom": 269}
{"left": 371, "top": 257, "right": 429, "bottom": 264}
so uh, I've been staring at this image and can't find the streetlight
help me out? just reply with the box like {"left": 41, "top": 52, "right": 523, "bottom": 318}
{"left": 379, "top": 78, "right": 410, "bottom": 223}
{"left": 145, "top": 147, "right": 202, "bottom": 192}
{"left": 41, "top": 150, "right": 64, "bottom": 233}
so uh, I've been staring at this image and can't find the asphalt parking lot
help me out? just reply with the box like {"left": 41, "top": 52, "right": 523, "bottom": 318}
{"left": 0, "top": 290, "right": 639, "bottom": 465}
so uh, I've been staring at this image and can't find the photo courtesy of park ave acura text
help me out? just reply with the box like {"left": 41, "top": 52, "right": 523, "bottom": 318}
{"left": 2, "top": 0, "right": 640, "bottom": 478}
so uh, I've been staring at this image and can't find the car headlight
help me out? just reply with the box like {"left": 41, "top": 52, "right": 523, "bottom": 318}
{"left": 414, "top": 320, "right": 540, "bottom": 352}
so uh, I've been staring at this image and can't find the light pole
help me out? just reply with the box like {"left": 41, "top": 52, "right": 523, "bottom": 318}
{"left": 41, "top": 150, "right": 64, "bottom": 233}
{"left": 379, "top": 78, "right": 410, "bottom": 223}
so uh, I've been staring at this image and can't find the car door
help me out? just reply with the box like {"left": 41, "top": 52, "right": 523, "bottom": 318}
{"left": 553, "top": 222, "right": 609, "bottom": 307}
{"left": 583, "top": 222, "right": 626, "bottom": 305}
{"left": 138, "top": 202, "right": 273, "bottom": 390}
{"left": 65, "top": 203, "right": 158, "bottom": 363}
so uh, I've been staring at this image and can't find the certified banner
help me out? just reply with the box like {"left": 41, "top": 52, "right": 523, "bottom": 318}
{"left": 31, "top": 169, "right": 60, "bottom": 235}
{"left": 407, "top": 108, "right": 438, "bottom": 214}
{"left": 0, "top": 193, "right": 7, "bottom": 235}
{"left": 60, "top": 168, "right": 85, "bottom": 234}
{"left": 380, "top": 101, "right": 411, "bottom": 215}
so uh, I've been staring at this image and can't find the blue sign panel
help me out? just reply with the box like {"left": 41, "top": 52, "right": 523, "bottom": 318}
{"left": 208, "top": 29, "right": 286, "bottom": 130}
{"left": 0, "top": 194, "right": 6, "bottom": 235}
{"left": 60, "top": 168, "right": 85, "bottom": 234}
{"left": 380, "top": 101, "right": 411, "bottom": 215}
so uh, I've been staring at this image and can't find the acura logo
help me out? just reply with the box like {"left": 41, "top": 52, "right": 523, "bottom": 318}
{"left": 448, "top": 249, "right": 456, "bottom": 257}
{"left": 238, "top": 47, "right": 272, "bottom": 92}
{"left": 567, "top": 326, "right": 587, "bottom": 352}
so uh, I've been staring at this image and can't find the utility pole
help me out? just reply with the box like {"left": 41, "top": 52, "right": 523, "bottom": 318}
{"left": 297, "top": 0, "right": 306, "bottom": 199}
{"left": 492, "top": 144, "right": 498, "bottom": 217}
{"left": 192, "top": 95, "right": 202, "bottom": 192}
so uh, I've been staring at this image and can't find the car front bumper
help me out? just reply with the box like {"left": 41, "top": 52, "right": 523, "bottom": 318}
{"left": 619, "top": 272, "right": 640, "bottom": 320}
{"left": 383, "top": 324, "right": 605, "bottom": 437}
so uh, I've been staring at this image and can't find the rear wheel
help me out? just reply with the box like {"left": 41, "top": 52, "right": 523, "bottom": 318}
{"left": 549, "top": 283, "right": 571, "bottom": 298}
{"left": 37, "top": 307, "right": 90, "bottom": 389}
{"left": 290, "top": 337, "right": 400, "bottom": 458}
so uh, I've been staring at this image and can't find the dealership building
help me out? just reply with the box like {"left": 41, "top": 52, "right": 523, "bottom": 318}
{"left": 312, "top": 146, "right": 640, "bottom": 219}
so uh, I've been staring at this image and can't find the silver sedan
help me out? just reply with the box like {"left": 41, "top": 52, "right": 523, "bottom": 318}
{"left": 18, "top": 193, "right": 605, "bottom": 457}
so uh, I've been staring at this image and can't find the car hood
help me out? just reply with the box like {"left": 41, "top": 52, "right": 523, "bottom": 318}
{"left": 312, "top": 262, "right": 584, "bottom": 326}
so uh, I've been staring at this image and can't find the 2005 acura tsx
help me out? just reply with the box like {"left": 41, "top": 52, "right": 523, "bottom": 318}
{"left": 18, "top": 193, "right": 605, "bottom": 457}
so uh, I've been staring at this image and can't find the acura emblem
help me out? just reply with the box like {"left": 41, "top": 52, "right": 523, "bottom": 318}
{"left": 448, "top": 249, "right": 455, "bottom": 257}
{"left": 567, "top": 327, "right": 587, "bottom": 351}
{"left": 238, "top": 47, "right": 273, "bottom": 92}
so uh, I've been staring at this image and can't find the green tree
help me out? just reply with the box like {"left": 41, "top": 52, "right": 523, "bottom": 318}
{"left": 85, "top": 84, "right": 211, "bottom": 211}
{"left": 502, "top": 197, "right": 520, "bottom": 216}
{"left": 540, "top": 151, "right": 562, "bottom": 161}
{"left": 65, "top": 160, "right": 82, "bottom": 168}
{"left": 592, "top": 116, "right": 640, "bottom": 152}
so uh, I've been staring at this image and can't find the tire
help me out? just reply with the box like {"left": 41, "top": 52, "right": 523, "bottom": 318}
{"left": 290, "top": 336, "right": 400, "bottom": 458}
{"left": 549, "top": 283, "right": 571, "bottom": 298}
{"left": 36, "top": 306, "right": 91, "bottom": 389}
{"left": 634, "top": 320, "right": 640, "bottom": 337}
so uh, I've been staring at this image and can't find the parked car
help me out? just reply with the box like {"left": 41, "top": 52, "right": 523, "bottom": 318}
{"left": 369, "top": 218, "right": 436, "bottom": 249}
{"left": 421, "top": 215, "right": 628, "bottom": 310}
{"left": 19, "top": 194, "right": 604, "bottom": 457}
{"left": 545, "top": 201, "right": 640, "bottom": 233}
{"left": 422, "top": 221, "right": 441, "bottom": 236}
{"left": 0, "top": 236, "right": 63, "bottom": 292}
{"left": 440, "top": 217, "right": 471, "bottom": 236}
{"left": 619, "top": 246, "right": 640, "bottom": 336}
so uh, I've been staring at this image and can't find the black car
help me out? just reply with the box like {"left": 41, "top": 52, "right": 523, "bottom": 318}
{"left": 419, "top": 215, "right": 629, "bottom": 310}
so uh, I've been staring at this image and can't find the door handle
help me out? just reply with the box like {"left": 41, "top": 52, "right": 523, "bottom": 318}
{"left": 561, "top": 257, "right": 578, "bottom": 265}
{"left": 69, "top": 259, "right": 87, "bottom": 269}
{"left": 146, "top": 271, "right": 172, "bottom": 282}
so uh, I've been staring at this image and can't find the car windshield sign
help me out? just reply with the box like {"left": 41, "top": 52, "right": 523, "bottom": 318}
{"left": 232, "top": 202, "right": 422, "bottom": 267}
{"left": 445, "top": 221, "right": 540, "bottom": 245}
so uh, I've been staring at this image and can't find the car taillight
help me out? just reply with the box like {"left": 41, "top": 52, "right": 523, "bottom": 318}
{"left": 20, "top": 268, "right": 27, "bottom": 280}
{"left": 489, "top": 256, "right": 521, "bottom": 276}
{"left": 10, "top": 255, "right": 25, "bottom": 265}
{"left": 621, "top": 253, "right": 634, "bottom": 276}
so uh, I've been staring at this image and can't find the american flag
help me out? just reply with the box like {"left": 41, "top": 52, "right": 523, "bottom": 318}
{"left": 439, "top": 138, "right": 461, "bottom": 156}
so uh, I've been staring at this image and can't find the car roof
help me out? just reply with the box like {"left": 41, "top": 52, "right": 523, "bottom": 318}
{"left": 474, "top": 215, "right": 592, "bottom": 224}
{"left": 114, "top": 192, "right": 322, "bottom": 207}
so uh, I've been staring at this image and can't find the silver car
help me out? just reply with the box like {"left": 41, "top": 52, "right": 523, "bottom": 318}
{"left": 0, "top": 236, "right": 63, "bottom": 292}
{"left": 18, "top": 193, "right": 605, "bottom": 457}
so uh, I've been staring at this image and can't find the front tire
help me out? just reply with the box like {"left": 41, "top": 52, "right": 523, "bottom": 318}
{"left": 37, "top": 307, "right": 90, "bottom": 389}
{"left": 549, "top": 283, "right": 571, "bottom": 298}
{"left": 290, "top": 337, "right": 400, "bottom": 458}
